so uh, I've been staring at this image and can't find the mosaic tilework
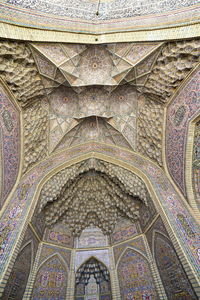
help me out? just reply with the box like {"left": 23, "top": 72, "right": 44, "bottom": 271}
{"left": 118, "top": 248, "right": 157, "bottom": 300}
{"left": 44, "top": 222, "right": 74, "bottom": 248}
{"left": 154, "top": 233, "right": 198, "bottom": 299}
{"left": 75, "top": 249, "right": 110, "bottom": 271}
{"left": 2, "top": 242, "right": 32, "bottom": 299}
{"left": 0, "top": 143, "right": 200, "bottom": 280}
{"left": 32, "top": 255, "right": 68, "bottom": 300}
{"left": 22, "top": 225, "right": 40, "bottom": 264}
{"left": 111, "top": 218, "right": 141, "bottom": 245}
{"left": 6, "top": 0, "right": 199, "bottom": 21}
{"left": 0, "top": 84, "right": 20, "bottom": 208}
{"left": 75, "top": 227, "right": 109, "bottom": 249}
{"left": 31, "top": 210, "right": 46, "bottom": 240}
{"left": 42, "top": 69, "right": 139, "bottom": 152}
{"left": 145, "top": 217, "right": 169, "bottom": 252}
{"left": 1, "top": 0, "right": 199, "bottom": 34}
{"left": 31, "top": 43, "right": 160, "bottom": 88}
{"left": 55, "top": 116, "right": 133, "bottom": 153}
{"left": 139, "top": 192, "right": 157, "bottom": 232}
{"left": 113, "top": 236, "right": 147, "bottom": 264}
{"left": 166, "top": 66, "right": 200, "bottom": 195}
{"left": 192, "top": 120, "right": 200, "bottom": 209}
{"left": 39, "top": 244, "right": 71, "bottom": 268}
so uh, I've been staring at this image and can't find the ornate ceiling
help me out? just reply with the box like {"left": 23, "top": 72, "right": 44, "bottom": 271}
{"left": 39, "top": 159, "right": 148, "bottom": 236}
{"left": 0, "top": 38, "right": 199, "bottom": 236}
{"left": 0, "top": 39, "right": 199, "bottom": 173}
{"left": 0, "top": 0, "right": 199, "bottom": 36}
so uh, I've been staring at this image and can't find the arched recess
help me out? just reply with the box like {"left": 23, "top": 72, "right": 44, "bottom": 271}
{"left": 154, "top": 232, "right": 198, "bottom": 300}
{"left": 165, "top": 64, "right": 200, "bottom": 198}
{"left": 117, "top": 247, "right": 158, "bottom": 299}
{"left": 185, "top": 114, "right": 200, "bottom": 214}
{"left": 0, "top": 78, "right": 21, "bottom": 210}
{"left": 0, "top": 143, "right": 200, "bottom": 295}
{"left": 1, "top": 241, "right": 32, "bottom": 299}
{"left": 31, "top": 253, "right": 68, "bottom": 300}
{"left": 75, "top": 256, "right": 112, "bottom": 300}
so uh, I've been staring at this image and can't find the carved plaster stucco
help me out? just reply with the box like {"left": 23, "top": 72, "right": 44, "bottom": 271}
{"left": 0, "top": 39, "right": 199, "bottom": 182}
{"left": 23, "top": 99, "right": 49, "bottom": 173}
{"left": 0, "top": 40, "right": 44, "bottom": 106}
{"left": 1, "top": 142, "right": 200, "bottom": 289}
{"left": 39, "top": 159, "right": 149, "bottom": 236}
{"left": 143, "top": 40, "right": 200, "bottom": 102}
{"left": 0, "top": 40, "right": 199, "bottom": 173}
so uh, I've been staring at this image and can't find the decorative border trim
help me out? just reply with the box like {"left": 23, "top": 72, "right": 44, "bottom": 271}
{"left": 0, "top": 21, "right": 200, "bottom": 43}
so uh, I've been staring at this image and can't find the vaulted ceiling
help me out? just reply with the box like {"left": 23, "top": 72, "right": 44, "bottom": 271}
{"left": 0, "top": 38, "right": 199, "bottom": 236}
{"left": 39, "top": 159, "right": 148, "bottom": 236}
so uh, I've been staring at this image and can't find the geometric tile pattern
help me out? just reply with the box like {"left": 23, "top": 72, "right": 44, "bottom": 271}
{"left": 31, "top": 42, "right": 161, "bottom": 88}
{"left": 48, "top": 85, "right": 138, "bottom": 152}
{"left": 55, "top": 116, "right": 133, "bottom": 153}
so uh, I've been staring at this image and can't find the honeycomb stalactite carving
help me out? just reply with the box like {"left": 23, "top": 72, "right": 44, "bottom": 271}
{"left": 143, "top": 40, "right": 200, "bottom": 101}
{"left": 39, "top": 159, "right": 149, "bottom": 236}
{"left": 23, "top": 100, "right": 48, "bottom": 173}
{"left": 0, "top": 40, "right": 44, "bottom": 106}
{"left": 137, "top": 95, "right": 163, "bottom": 166}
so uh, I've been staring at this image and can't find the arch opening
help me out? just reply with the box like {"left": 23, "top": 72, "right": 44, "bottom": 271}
{"left": 75, "top": 257, "right": 112, "bottom": 300}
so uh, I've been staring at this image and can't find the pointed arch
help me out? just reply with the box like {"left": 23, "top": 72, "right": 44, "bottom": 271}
{"left": 37, "top": 252, "right": 69, "bottom": 272}
{"left": 75, "top": 256, "right": 112, "bottom": 300}
{"left": 76, "top": 255, "right": 109, "bottom": 272}
{"left": 151, "top": 229, "right": 170, "bottom": 258}
{"left": 1, "top": 144, "right": 200, "bottom": 294}
{"left": 185, "top": 113, "right": 200, "bottom": 214}
{"left": 20, "top": 239, "right": 34, "bottom": 271}
{"left": 117, "top": 247, "right": 158, "bottom": 299}
{"left": 1, "top": 241, "right": 32, "bottom": 300}
{"left": 154, "top": 232, "right": 198, "bottom": 300}
{"left": 32, "top": 252, "right": 68, "bottom": 300}
{"left": 116, "top": 245, "right": 149, "bottom": 267}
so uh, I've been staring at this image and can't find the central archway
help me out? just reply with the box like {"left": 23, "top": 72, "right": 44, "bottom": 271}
{"left": 0, "top": 142, "right": 200, "bottom": 296}
{"left": 75, "top": 257, "right": 112, "bottom": 300}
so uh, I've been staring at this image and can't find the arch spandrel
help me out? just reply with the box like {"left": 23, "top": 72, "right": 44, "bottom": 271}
{"left": 117, "top": 247, "right": 158, "bottom": 299}
{"left": 31, "top": 253, "right": 68, "bottom": 300}
{"left": 0, "top": 142, "right": 200, "bottom": 289}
